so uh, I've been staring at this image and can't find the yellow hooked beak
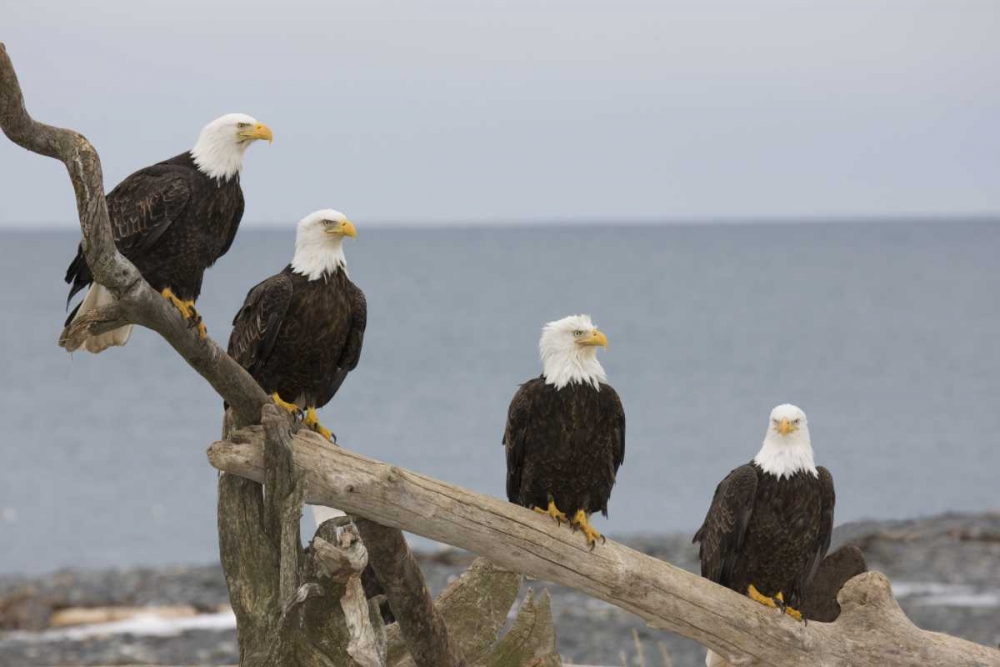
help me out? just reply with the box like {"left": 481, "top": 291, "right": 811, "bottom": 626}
{"left": 239, "top": 122, "right": 273, "bottom": 144}
{"left": 327, "top": 219, "right": 358, "bottom": 238}
{"left": 777, "top": 419, "right": 798, "bottom": 436}
{"left": 576, "top": 328, "right": 609, "bottom": 349}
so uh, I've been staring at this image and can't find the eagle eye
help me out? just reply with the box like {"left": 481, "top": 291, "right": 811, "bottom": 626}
{"left": 793, "top": 418, "right": 801, "bottom": 424}
{"left": 237, "top": 122, "right": 251, "bottom": 129}
{"left": 573, "top": 330, "right": 583, "bottom": 336}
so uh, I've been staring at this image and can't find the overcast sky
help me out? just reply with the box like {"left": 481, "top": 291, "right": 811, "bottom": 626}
{"left": 1, "top": 0, "right": 998, "bottom": 226}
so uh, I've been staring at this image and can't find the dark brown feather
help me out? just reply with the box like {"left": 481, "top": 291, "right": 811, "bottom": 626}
{"left": 503, "top": 377, "right": 625, "bottom": 518}
{"left": 693, "top": 462, "right": 836, "bottom": 607}
{"left": 64, "top": 151, "right": 244, "bottom": 314}
{"left": 228, "top": 266, "right": 366, "bottom": 409}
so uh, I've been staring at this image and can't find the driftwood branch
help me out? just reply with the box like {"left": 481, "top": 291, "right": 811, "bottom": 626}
{"left": 2, "top": 41, "right": 466, "bottom": 667}
{"left": 385, "top": 558, "right": 521, "bottom": 667}
{"left": 209, "top": 429, "right": 1000, "bottom": 667}
{"left": 0, "top": 41, "right": 268, "bottom": 425}
{"left": 357, "top": 519, "right": 467, "bottom": 667}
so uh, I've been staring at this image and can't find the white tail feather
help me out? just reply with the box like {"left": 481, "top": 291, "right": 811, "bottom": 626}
{"left": 68, "top": 284, "right": 133, "bottom": 354}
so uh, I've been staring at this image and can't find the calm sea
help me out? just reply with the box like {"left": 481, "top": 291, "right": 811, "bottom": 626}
{"left": 1, "top": 222, "right": 998, "bottom": 574}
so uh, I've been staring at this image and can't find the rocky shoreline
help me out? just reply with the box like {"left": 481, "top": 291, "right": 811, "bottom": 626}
{"left": 2, "top": 512, "right": 998, "bottom": 666}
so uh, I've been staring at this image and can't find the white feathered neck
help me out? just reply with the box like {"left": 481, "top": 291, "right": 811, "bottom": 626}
{"left": 753, "top": 405, "right": 818, "bottom": 480}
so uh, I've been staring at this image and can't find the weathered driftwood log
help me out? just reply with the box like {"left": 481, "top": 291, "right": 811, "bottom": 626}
{"left": 219, "top": 406, "right": 386, "bottom": 667}
{"left": 357, "top": 519, "right": 467, "bottom": 667}
{"left": 382, "top": 562, "right": 559, "bottom": 667}
{"left": 209, "top": 428, "right": 1000, "bottom": 667}
{"left": 385, "top": 558, "right": 521, "bottom": 667}
{"left": 1, "top": 42, "right": 466, "bottom": 667}
{"left": 473, "top": 589, "right": 561, "bottom": 667}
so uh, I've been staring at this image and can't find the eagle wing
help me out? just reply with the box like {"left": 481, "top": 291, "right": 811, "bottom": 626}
{"left": 107, "top": 166, "right": 194, "bottom": 255}
{"left": 606, "top": 385, "right": 626, "bottom": 473}
{"left": 321, "top": 283, "right": 368, "bottom": 404}
{"left": 502, "top": 378, "right": 545, "bottom": 503}
{"left": 64, "top": 165, "right": 193, "bottom": 305}
{"left": 801, "top": 466, "right": 836, "bottom": 591}
{"left": 216, "top": 188, "right": 245, "bottom": 259}
{"left": 227, "top": 273, "right": 295, "bottom": 375}
{"left": 693, "top": 464, "right": 759, "bottom": 585}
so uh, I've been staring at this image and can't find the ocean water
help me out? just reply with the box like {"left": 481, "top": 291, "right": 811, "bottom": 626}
{"left": 1, "top": 222, "right": 998, "bottom": 575}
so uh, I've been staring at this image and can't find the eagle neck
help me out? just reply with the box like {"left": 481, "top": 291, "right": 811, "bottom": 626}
{"left": 541, "top": 350, "right": 606, "bottom": 391}
{"left": 753, "top": 431, "right": 818, "bottom": 480}
{"left": 190, "top": 137, "right": 248, "bottom": 182}
{"left": 291, "top": 238, "right": 348, "bottom": 282}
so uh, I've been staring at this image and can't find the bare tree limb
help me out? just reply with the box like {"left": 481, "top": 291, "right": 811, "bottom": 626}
{"left": 0, "top": 42, "right": 268, "bottom": 425}
{"left": 3, "top": 43, "right": 455, "bottom": 667}
{"left": 208, "top": 429, "right": 1000, "bottom": 667}
{"left": 357, "top": 519, "right": 468, "bottom": 667}
{"left": 341, "top": 576, "right": 387, "bottom": 667}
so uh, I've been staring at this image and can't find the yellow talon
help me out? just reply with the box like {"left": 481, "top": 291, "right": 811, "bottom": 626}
{"left": 160, "top": 288, "right": 207, "bottom": 338}
{"left": 304, "top": 406, "right": 334, "bottom": 442}
{"left": 784, "top": 605, "right": 803, "bottom": 622}
{"left": 533, "top": 500, "right": 569, "bottom": 525}
{"left": 571, "top": 509, "right": 604, "bottom": 550}
{"left": 271, "top": 392, "right": 300, "bottom": 416}
{"left": 747, "top": 584, "right": 777, "bottom": 609}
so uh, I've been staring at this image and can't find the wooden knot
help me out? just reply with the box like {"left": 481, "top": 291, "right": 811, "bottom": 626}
{"left": 837, "top": 571, "right": 901, "bottom": 616}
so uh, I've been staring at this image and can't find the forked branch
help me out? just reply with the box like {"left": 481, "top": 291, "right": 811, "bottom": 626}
{"left": 1, "top": 42, "right": 462, "bottom": 667}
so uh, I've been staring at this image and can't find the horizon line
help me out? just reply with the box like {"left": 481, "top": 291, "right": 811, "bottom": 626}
{"left": 2, "top": 212, "right": 999, "bottom": 232}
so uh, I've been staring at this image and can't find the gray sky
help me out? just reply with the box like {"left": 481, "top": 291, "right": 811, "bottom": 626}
{"left": 1, "top": 0, "right": 998, "bottom": 226}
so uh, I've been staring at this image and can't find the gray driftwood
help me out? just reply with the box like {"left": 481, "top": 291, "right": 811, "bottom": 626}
{"left": 218, "top": 406, "right": 386, "bottom": 667}
{"left": 208, "top": 428, "right": 1000, "bottom": 667}
{"left": 0, "top": 42, "right": 466, "bottom": 667}
{"left": 357, "top": 519, "right": 467, "bottom": 667}
{"left": 385, "top": 558, "right": 520, "bottom": 667}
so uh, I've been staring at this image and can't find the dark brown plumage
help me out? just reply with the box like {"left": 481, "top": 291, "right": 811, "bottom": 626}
{"left": 799, "top": 545, "right": 867, "bottom": 622}
{"left": 64, "top": 151, "right": 244, "bottom": 319}
{"left": 694, "top": 462, "right": 836, "bottom": 610}
{"left": 228, "top": 265, "right": 366, "bottom": 435}
{"left": 504, "top": 377, "right": 625, "bottom": 540}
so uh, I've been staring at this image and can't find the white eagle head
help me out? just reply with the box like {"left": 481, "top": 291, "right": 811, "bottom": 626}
{"left": 539, "top": 314, "right": 609, "bottom": 391}
{"left": 754, "top": 403, "right": 818, "bottom": 479}
{"left": 291, "top": 209, "right": 358, "bottom": 280}
{"left": 191, "top": 113, "right": 273, "bottom": 181}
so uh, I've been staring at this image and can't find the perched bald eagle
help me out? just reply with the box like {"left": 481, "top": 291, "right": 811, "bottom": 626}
{"left": 228, "top": 210, "right": 366, "bottom": 442}
{"left": 694, "top": 403, "right": 835, "bottom": 652}
{"left": 504, "top": 315, "right": 625, "bottom": 549}
{"left": 63, "top": 113, "right": 272, "bottom": 352}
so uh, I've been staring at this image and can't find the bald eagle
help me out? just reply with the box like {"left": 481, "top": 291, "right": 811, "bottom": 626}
{"left": 228, "top": 210, "right": 366, "bottom": 442}
{"left": 504, "top": 315, "right": 625, "bottom": 549}
{"left": 63, "top": 113, "right": 272, "bottom": 353}
{"left": 694, "top": 403, "right": 835, "bottom": 642}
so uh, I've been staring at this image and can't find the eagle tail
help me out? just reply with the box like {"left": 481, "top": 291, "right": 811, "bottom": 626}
{"left": 65, "top": 284, "right": 133, "bottom": 354}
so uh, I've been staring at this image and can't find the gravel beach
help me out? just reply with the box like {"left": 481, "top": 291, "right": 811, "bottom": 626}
{"left": 1, "top": 513, "right": 998, "bottom": 666}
